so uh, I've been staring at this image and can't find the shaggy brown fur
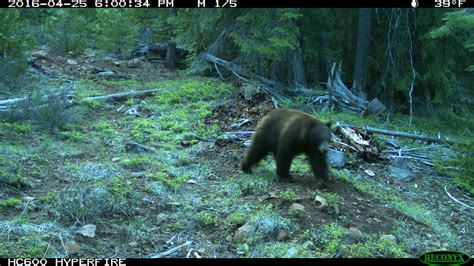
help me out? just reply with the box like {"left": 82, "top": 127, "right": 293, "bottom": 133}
{"left": 240, "top": 108, "right": 332, "bottom": 184}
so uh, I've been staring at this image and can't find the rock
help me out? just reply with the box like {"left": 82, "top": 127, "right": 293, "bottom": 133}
{"left": 313, "top": 195, "right": 327, "bottom": 210}
{"left": 290, "top": 203, "right": 305, "bottom": 213}
{"left": 83, "top": 48, "right": 96, "bottom": 58}
{"left": 348, "top": 227, "right": 362, "bottom": 235}
{"left": 367, "top": 98, "right": 386, "bottom": 116}
{"left": 129, "top": 241, "right": 138, "bottom": 247}
{"left": 32, "top": 50, "right": 48, "bottom": 60}
{"left": 326, "top": 149, "right": 346, "bottom": 169}
{"left": 67, "top": 59, "right": 78, "bottom": 65}
{"left": 76, "top": 224, "right": 96, "bottom": 238}
{"left": 389, "top": 158, "right": 414, "bottom": 182}
{"left": 97, "top": 71, "right": 115, "bottom": 77}
{"left": 277, "top": 230, "right": 289, "bottom": 241}
{"left": 64, "top": 241, "right": 81, "bottom": 255}
{"left": 364, "top": 169, "right": 375, "bottom": 177}
{"left": 22, "top": 196, "right": 35, "bottom": 202}
{"left": 242, "top": 84, "right": 260, "bottom": 100}
{"left": 127, "top": 58, "right": 142, "bottom": 68}
{"left": 380, "top": 234, "right": 397, "bottom": 244}
{"left": 234, "top": 222, "right": 257, "bottom": 243}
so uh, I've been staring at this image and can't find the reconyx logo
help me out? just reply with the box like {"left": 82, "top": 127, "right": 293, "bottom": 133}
{"left": 419, "top": 250, "right": 470, "bottom": 266}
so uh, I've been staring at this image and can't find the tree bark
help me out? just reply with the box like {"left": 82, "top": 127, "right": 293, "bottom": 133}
{"left": 352, "top": 8, "right": 373, "bottom": 99}
{"left": 289, "top": 30, "right": 307, "bottom": 88}
{"left": 165, "top": 9, "right": 177, "bottom": 69}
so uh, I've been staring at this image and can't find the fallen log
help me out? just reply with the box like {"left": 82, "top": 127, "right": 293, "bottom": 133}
{"left": 83, "top": 88, "right": 162, "bottom": 101}
{"left": 339, "top": 124, "right": 461, "bottom": 145}
{"left": 0, "top": 97, "right": 27, "bottom": 107}
{"left": 202, "top": 53, "right": 287, "bottom": 100}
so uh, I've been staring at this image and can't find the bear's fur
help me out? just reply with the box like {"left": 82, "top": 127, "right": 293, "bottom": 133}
{"left": 240, "top": 108, "right": 332, "bottom": 184}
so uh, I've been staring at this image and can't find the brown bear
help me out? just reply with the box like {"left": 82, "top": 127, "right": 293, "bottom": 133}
{"left": 240, "top": 108, "right": 332, "bottom": 185}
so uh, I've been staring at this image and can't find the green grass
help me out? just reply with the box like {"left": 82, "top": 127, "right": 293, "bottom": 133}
{"left": 434, "top": 142, "right": 474, "bottom": 195}
{"left": 300, "top": 223, "right": 408, "bottom": 258}
{"left": 0, "top": 197, "right": 22, "bottom": 208}
{"left": 280, "top": 188, "right": 297, "bottom": 202}
{"left": 0, "top": 121, "right": 31, "bottom": 134}
{"left": 196, "top": 211, "right": 218, "bottom": 226}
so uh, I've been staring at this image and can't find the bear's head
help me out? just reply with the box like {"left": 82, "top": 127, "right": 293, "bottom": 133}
{"left": 307, "top": 121, "right": 332, "bottom": 154}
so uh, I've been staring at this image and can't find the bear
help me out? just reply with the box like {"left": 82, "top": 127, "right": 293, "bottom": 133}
{"left": 240, "top": 108, "right": 332, "bottom": 185}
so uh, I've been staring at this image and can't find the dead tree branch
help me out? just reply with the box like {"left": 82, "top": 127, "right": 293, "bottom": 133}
{"left": 150, "top": 241, "right": 192, "bottom": 258}
{"left": 203, "top": 53, "right": 287, "bottom": 100}
{"left": 83, "top": 88, "right": 162, "bottom": 101}
{"left": 338, "top": 124, "right": 462, "bottom": 145}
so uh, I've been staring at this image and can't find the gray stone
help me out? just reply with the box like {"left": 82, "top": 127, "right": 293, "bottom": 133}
{"left": 67, "top": 59, "right": 78, "bottom": 65}
{"left": 98, "top": 71, "right": 115, "bottom": 77}
{"left": 326, "top": 149, "right": 347, "bottom": 169}
{"left": 127, "top": 58, "right": 142, "bottom": 68}
{"left": 389, "top": 158, "right": 414, "bottom": 182}
{"left": 380, "top": 234, "right": 397, "bottom": 244}
{"left": 76, "top": 224, "right": 96, "bottom": 238}
{"left": 234, "top": 222, "right": 257, "bottom": 243}
{"left": 64, "top": 241, "right": 81, "bottom": 255}
{"left": 290, "top": 203, "right": 305, "bottom": 213}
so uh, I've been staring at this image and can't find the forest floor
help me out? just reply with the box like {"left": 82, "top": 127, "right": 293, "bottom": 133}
{"left": 0, "top": 52, "right": 472, "bottom": 258}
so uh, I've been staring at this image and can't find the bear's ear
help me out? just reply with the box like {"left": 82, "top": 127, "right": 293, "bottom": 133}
{"left": 325, "top": 121, "right": 332, "bottom": 129}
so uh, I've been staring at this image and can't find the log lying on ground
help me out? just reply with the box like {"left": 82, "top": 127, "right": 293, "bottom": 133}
{"left": 0, "top": 88, "right": 164, "bottom": 113}
{"left": 0, "top": 97, "right": 27, "bottom": 107}
{"left": 82, "top": 88, "right": 162, "bottom": 101}
{"left": 202, "top": 53, "right": 287, "bottom": 100}
{"left": 339, "top": 124, "right": 461, "bottom": 145}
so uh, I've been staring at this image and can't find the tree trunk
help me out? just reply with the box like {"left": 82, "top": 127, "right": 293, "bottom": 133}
{"left": 165, "top": 42, "right": 177, "bottom": 69}
{"left": 352, "top": 8, "right": 373, "bottom": 99}
{"left": 165, "top": 9, "right": 177, "bottom": 69}
{"left": 289, "top": 30, "right": 307, "bottom": 88}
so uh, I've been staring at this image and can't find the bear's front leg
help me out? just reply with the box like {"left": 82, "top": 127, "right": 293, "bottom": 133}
{"left": 308, "top": 151, "right": 331, "bottom": 187}
{"left": 275, "top": 145, "right": 295, "bottom": 181}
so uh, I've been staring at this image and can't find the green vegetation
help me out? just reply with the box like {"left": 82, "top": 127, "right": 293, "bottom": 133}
{"left": 280, "top": 188, "right": 297, "bottom": 202}
{"left": 151, "top": 170, "right": 195, "bottom": 193}
{"left": 0, "top": 9, "right": 472, "bottom": 258}
{"left": 0, "top": 198, "right": 22, "bottom": 208}
{"left": 435, "top": 142, "right": 474, "bottom": 195}
{"left": 196, "top": 211, "right": 218, "bottom": 226}
{"left": 300, "top": 223, "right": 408, "bottom": 258}
{"left": 0, "top": 121, "right": 31, "bottom": 134}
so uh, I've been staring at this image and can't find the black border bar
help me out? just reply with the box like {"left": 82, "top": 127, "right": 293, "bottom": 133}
{"left": 0, "top": 258, "right": 429, "bottom": 266}
{"left": 2, "top": 0, "right": 473, "bottom": 8}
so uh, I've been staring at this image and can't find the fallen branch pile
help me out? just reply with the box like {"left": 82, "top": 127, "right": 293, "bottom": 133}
{"left": 326, "top": 62, "right": 386, "bottom": 116}
{"left": 202, "top": 53, "right": 287, "bottom": 101}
